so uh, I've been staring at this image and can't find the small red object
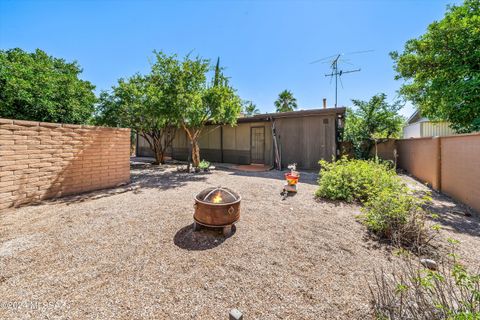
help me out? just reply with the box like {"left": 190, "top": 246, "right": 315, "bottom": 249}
{"left": 284, "top": 173, "right": 299, "bottom": 185}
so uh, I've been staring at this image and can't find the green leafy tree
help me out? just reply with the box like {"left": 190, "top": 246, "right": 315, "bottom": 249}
{"left": 0, "top": 48, "right": 96, "bottom": 124}
{"left": 96, "top": 53, "right": 241, "bottom": 167}
{"left": 391, "top": 0, "right": 480, "bottom": 133}
{"left": 344, "top": 93, "right": 404, "bottom": 159}
{"left": 243, "top": 100, "right": 260, "bottom": 116}
{"left": 95, "top": 52, "right": 182, "bottom": 164}
{"left": 274, "top": 90, "right": 298, "bottom": 112}
{"left": 178, "top": 57, "right": 242, "bottom": 167}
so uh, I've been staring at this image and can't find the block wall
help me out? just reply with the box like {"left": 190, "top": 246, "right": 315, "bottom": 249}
{"left": 440, "top": 134, "right": 480, "bottom": 214}
{"left": 396, "top": 137, "right": 441, "bottom": 190}
{"left": 0, "top": 118, "right": 130, "bottom": 210}
{"left": 396, "top": 133, "right": 480, "bottom": 213}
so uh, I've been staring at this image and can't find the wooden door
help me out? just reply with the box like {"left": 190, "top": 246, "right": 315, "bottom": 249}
{"left": 250, "top": 126, "right": 265, "bottom": 164}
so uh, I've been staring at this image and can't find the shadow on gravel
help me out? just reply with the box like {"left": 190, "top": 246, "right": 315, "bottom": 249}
{"left": 408, "top": 186, "right": 480, "bottom": 238}
{"left": 131, "top": 163, "right": 208, "bottom": 191}
{"left": 427, "top": 199, "right": 479, "bottom": 238}
{"left": 173, "top": 223, "right": 236, "bottom": 251}
{"left": 48, "top": 185, "right": 135, "bottom": 206}
{"left": 228, "top": 169, "right": 319, "bottom": 186}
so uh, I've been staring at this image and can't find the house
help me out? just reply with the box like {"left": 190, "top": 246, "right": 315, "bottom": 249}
{"left": 136, "top": 107, "right": 346, "bottom": 170}
{"left": 403, "top": 110, "right": 455, "bottom": 138}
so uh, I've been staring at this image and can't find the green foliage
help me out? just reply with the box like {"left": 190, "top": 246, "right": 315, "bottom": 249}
{"left": 371, "top": 245, "right": 480, "bottom": 319}
{"left": 0, "top": 48, "right": 96, "bottom": 124}
{"left": 198, "top": 159, "right": 210, "bottom": 170}
{"left": 96, "top": 52, "right": 242, "bottom": 167}
{"left": 242, "top": 100, "right": 260, "bottom": 116}
{"left": 362, "top": 188, "right": 433, "bottom": 250}
{"left": 95, "top": 52, "right": 183, "bottom": 164}
{"left": 274, "top": 89, "right": 298, "bottom": 112}
{"left": 178, "top": 56, "right": 242, "bottom": 167}
{"left": 316, "top": 158, "right": 435, "bottom": 251}
{"left": 315, "top": 158, "right": 401, "bottom": 203}
{"left": 391, "top": 0, "right": 480, "bottom": 133}
{"left": 344, "top": 93, "right": 404, "bottom": 159}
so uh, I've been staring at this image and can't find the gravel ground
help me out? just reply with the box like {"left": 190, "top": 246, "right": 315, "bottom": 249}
{"left": 0, "top": 161, "right": 479, "bottom": 319}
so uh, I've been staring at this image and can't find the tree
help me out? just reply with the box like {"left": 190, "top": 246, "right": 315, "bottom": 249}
{"left": 274, "top": 90, "right": 298, "bottom": 112}
{"left": 0, "top": 48, "right": 96, "bottom": 124}
{"left": 344, "top": 94, "right": 404, "bottom": 159}
{"left": 96, "top": 53, "right": 242, "bottom": 167}
{"left": 391, "top": 0, "right": 480, "bottom": 133}
{"left": 95, "top": 52, "right": 182, "bottom": 164}
{"left": 243, "top": 100, "right": 260, "bottom": 116}
{"left": 177, "top": 57, "right": 242, "bottom": 167}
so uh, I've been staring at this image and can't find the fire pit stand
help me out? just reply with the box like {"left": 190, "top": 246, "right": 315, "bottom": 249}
{"left": 193, "top": 187, "right": 241, "bottom": 236}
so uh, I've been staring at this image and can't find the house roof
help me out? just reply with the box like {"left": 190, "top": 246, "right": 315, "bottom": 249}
{"left": 407, "top": 110, "right": 422, "bottom": 124}
{"left": 236, "top": 107, "right": 346, "bottom": 123}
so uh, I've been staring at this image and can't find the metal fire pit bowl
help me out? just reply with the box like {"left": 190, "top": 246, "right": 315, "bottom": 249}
{"left": 193, "top": 186, "right": 241, "bottom": 236}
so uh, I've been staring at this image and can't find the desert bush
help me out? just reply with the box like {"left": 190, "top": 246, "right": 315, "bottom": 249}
{"left": 316, "top": 158, "right": 400, "bottom": 203}
{"left": 316, "top": 157, "right": 436, "bottom": 252}
{"left": 370, "top": 245, "right": 480, "bottom": 319}
{"left": 362, "top": 188, "right": 436, "bottom": 252}
{"left": 198, "top": 159, "right": 211, "bottom": 170}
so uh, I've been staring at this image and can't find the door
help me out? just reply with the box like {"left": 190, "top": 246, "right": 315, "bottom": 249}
{"left": 250, "top": 126, "right": 265, "bottom": 164}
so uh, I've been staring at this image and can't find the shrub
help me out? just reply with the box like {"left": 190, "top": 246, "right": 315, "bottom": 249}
{"left": 316, "top": 157, "right": 436, "bottom": 252}
{"left": 198, "top": 159, "right": 210, "bottom": 170}
{"left": 316, "top": 157, "right": 402, "bottom": 203}
{"left": 370, "top": 246, "right": 480, "bottom": 319}
{"left": 362, "top": 189, "right": 436, "bottom": 252}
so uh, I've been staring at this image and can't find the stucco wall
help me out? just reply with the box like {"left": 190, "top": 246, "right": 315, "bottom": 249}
{"left": 370, "top": 139, "right": 396, "bottom": 162}
{"left": 396, "top": 134, "right": 480, "bottom": 213}
{"left": 396, "top": 137, "right": 441, "bottom": 190}
{"left": 440, "top": 134, "right": 480, "bottom": 214}
{"left": 0, "top": 118, "right": 130, "bottom": 210}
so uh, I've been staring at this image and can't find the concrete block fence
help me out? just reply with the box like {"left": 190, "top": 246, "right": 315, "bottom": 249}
{"left": 0, "top": 118, "right": 130, "bottom": 210}
{"left": 377, "top": 133, "right": 480, "bottom": 213}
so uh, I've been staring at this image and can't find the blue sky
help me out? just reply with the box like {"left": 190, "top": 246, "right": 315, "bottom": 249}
{"left": 0, "top": 0, "right": 460, "bottom": 117}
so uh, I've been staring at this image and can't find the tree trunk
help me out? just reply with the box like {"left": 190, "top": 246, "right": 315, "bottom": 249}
{"left": 191, "top": 139, "right": 200, "bottom": 167}
{"left": 154, "top": 149, "right": 165, "bottom": 165}
{"left": 141, "top": 127, "right": 176, "bottom": 166}
{"left": 183, "top": 126, "right": 202, "bottom": 168}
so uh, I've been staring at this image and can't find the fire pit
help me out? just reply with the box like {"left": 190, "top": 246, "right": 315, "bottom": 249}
{"left": 193, "top": 186, "right": 241, "bottom": 236}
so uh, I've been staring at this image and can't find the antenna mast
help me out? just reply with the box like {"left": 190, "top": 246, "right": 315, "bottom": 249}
{"left": 311, "top": 50, "right": 373, "bottom": 108}
{"left": 324, "top": 54, "right": 360, "bottom": 108}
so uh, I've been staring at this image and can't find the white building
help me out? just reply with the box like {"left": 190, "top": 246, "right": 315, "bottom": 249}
{"left": 403, "top": 110, "right": 455, "bottom": 138}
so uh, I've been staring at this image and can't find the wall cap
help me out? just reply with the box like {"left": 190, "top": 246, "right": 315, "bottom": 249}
{"left": 0, "top": 118, "right": 129, "bottom": 131}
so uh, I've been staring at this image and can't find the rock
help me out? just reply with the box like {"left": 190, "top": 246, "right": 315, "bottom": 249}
{"left": 420, "top": 258, "right": 438, "bottom": 270}
{"left": 229, "top": 308, "right": 243, "bottom": 320}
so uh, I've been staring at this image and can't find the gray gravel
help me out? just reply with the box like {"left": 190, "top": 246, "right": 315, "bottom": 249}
{"left": 0, "top": 162, "right": 479, "bottom": 319}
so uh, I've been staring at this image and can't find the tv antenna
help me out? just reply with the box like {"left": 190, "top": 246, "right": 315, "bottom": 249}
{"left": 310, "top": 50, "right": 373, "bottom": 107}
